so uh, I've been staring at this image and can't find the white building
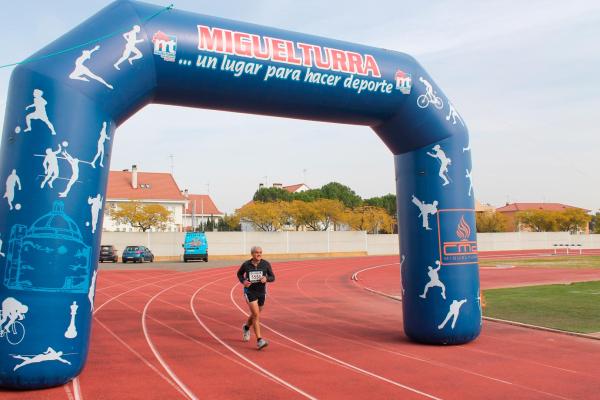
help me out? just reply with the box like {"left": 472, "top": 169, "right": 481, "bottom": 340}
{"left": 182, "top": 193, "right": 225, "bottom": 231}
{"left": 103, "top": 165, "right": 187, "bottom": 232}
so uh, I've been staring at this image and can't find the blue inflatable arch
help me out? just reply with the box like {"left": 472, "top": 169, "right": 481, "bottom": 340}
{"left": 0, "top": 0, "right": 480, "bottom": 389}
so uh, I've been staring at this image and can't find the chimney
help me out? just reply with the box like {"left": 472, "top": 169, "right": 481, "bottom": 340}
{"left": 273, "top": 183, "right": 283, "bottom": 189}
{"left": 132, "top": 165, "right": 138, "bottom": 189}
{"left": 259, "top": 183, "right": 264, "bottom": 189}
{"left": 184, "top": 189, "right": 189, "bottom": 198}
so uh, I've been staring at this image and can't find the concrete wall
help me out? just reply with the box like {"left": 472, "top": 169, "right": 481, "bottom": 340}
{"left": 99, "top": 231, "right": 600, "bottom": 259}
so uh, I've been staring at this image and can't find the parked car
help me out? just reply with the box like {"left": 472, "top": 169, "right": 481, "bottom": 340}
{"left": 99, "top": 245, "right": 118, "bottom": 263}
{"left": 122, "top": 245, "right": 154, "bottom": 263}
{"left": 182, "top": 232, "right": 208, "bottom": 262}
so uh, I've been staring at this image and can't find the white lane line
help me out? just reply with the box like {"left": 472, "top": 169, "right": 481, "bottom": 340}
{"left": 351, "top": 262, "right": 398, "bottom": 281}
{"left": 142, "top": 275, "right": 224, "bottom": 400}
{"left": 191, "top": 279, "right": 318, "bottom": 400}
{"left": 95, "top": 317, "right": 189, "bottom": 398}
{"left": 72, "top": 377, "right": 82, "bottom": 400}
{"left": 229, "top": 284, "right": 442, "bottom": 400}
{"left": 64, "top": 382, "right": 75, "bottom": 400}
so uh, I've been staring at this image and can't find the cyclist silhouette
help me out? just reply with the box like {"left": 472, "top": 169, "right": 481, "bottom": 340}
{"left": 0, "top": 297, "right": 28, "bottom": 335}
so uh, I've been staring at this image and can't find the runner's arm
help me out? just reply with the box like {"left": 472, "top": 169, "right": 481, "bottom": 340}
{"left": 236, "top": 264, "right": 246, "bottom": 283}
{"left": 265, "top": 263, "right": 275, "bottom": 283}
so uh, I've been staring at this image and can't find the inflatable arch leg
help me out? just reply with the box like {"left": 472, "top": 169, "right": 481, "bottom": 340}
{"left": 0, "top": 0, "right": 480, "bottom": 389}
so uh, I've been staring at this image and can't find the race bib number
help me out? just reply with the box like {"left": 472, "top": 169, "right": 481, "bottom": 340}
{"left": 248, "top": 271, "right": 263, "bottom": 282}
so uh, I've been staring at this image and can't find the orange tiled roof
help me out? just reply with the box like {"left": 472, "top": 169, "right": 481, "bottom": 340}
{"left": 184, "top": 194, "right": 223, "bottom": 215}
{"left": 496, "top": 203, "right": 589, "bottom": 213}
{"left": 283, "top": 183, "right": 307, "bottom": 193}
{"left": 107, "top": 170, "right": 185, "bottom": 201}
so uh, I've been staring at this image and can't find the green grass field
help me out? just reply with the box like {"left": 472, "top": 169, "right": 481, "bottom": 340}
{"left": 483, "top": 281, "right": 600, "bottom": 333}
{"left": 480, "top": 255, "right": 600, "bottom": 269}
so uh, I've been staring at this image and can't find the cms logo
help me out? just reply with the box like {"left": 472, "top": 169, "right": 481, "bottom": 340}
{"left": 437, "top": 210, "right": 478, "bottom": 265}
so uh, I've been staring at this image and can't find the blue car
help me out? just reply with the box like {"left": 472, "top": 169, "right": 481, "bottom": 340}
{"left": 183, "top": 232, "right": 208, "bottom": 262}
{"left": 122, "top": 245, "right": 154, "bottom": 263}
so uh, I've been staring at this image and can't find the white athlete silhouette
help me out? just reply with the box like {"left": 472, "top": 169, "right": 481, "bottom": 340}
{"left": 427, "top": 144, "right": 452, "bottom": 186}
{"left": 114, "top": 25, "right": 144, "bottom": 70}
{"left": 12, "top": 347, "right": 71, "bottom": 371}
{"left": 417, "top": 77, "right": 443, "bottom": 109}
{"left": 0, "top": 234, "right": 4, "bottom": 257}
{"left": 4, "top": 169, "right": 21, "bottom": 210}
{"left": 88, "top": 194, "right": 103, "bottom": 233}
{"left": 463, "top": 141, "right": 471, "bottom": 152}
{"left": 24, "top": 89, "right": 57, "bottom": 135}
{"left": 438, "top": 299, "right": 467, "bottom": 330}
{"left": 411, "top": 195, "right": 438, "bottom": 230}
{"left": 446, "top": 102, "right": 464, "bottom": 126}
{"left": 41, "top": 144, "right": 62, "bottom": 189}
{"left": 59, "top": 150, "right": 80, "bottom": 198}
{"left": 91, "top": 122, "right": 110, "bottom": 168}
{"left": 400, "top": 254, "right": 407, "bottom": 296}
{"left": 0, "top": 297, "right": 28, "bottom": 335}
{"left": 465, "top": 169, "right": 473, "bottom": 197}
{"left": 69, "top": 46, "right": 114, "bottom": 90}
{"left": 89, "top": 270, "right": 97, "bottom": 312}
{"left": 419, "top": 261, "right": 446, "bottom": 299}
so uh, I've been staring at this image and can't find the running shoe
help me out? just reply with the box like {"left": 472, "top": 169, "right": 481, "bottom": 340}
{"left": 242, "top": 325, "right": 251, "bottom": 342}
{"left": 257, "top": 338, "right": 269, "bottom": 350}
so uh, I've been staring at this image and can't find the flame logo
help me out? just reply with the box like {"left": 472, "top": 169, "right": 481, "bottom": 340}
{"left": 456, "top": 215, "right": 471, "bottom": 241}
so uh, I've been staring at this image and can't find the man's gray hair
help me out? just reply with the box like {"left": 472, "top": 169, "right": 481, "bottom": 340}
{"left": 250, "top": 246, "right": 262, "bottom": 253}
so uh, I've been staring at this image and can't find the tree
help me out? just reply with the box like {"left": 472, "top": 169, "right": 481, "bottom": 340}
{"left": 345, "top": 205, "right": 394, "bottom": 233}
{"left": 555, "top": 209, "right": 591, "bottom": 233}
{"left": 516, "top": 210, "right": 559, "bottom": 232}
{"left": 235, "top": 201, "right": 287, "bottom": 231}
{"left": 476, "top": 211, "right": 508, "bottom": 233}
{"left": 253, "top": 187, "right": 292, "bottom": 202}
{"left": 320, "top": 182, "right": 362, "bottom": 208}
{"left": 292, "top": 188, "right": 323, "bottom": 202}
{"left": 220, "top": 213, "right": 241, "bottom": 231}
{"left": 590, "top": 212, "right": 600, "bottom": 234}
{"left": 364, "top": 194, "right": 396, "bottom": 217}
{"left": 111, "top": 202, "right": 172, "bottom": 232}
{"left": 286, "top": 199, "right": 346, "bottom": 231}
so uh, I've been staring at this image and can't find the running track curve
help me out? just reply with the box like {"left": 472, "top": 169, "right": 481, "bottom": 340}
{"left": 2, "top": 256, "right": 599, "bottom": 399}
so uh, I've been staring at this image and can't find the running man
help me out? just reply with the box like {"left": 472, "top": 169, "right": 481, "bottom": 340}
{"left": 41, "top": 144, "right": 62, "bottom": 188}
{"left": 427, "top": 144, "right": 452, "bottom": 186}
{"left": 419, "top": 261, "right": 446, "bottom": 299}
{"left": 12, "top": 347, "right": 71, "bottom": 371}
{"left": 438, "top": 299, "right": 467, "bottom": 330}
{"left": 236, "top": 246, "right": 275, "bottom": 350}
{"left": 91, "top": 122, "right": 110, "bottom": 168}
{"left": 4, "top": 169, "right": 21, "bottom": 210}
{"left": 0, "top": 297, "right": 28, "bottom": 335}
{"left": 59, "top": 150, "right": 80, "bottom": 198}
{"left": 24, "top": 89, "right": 57, "bottom": 135}
{"left": 69, "top": 46, "right": 114, "bottom": 90}
{"left": 114, "top": 25, "right": 144, "bottom": 70}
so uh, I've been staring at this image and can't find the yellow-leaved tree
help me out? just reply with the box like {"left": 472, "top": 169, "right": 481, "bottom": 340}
{"left": 345, "top": 205, "right": 394, "bottom": 233}
{"left": 110, "top": 202, "right": 172, "bottom": 232}
{"left": 235, "top": 201, "right": 288, "bottom": 231}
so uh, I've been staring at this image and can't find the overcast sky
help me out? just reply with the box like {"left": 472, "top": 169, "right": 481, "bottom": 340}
{"left": 1, "top": 1, "right": 599, "bottom": 213}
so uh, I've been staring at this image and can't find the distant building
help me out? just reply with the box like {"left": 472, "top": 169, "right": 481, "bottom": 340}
{"left": 496, "top": 202, "right": 590, "bottom": 233}
{"left": 475, "top": 200, "right": 495, "bottom": 214}
{"left": 104, "top": 165, "right": 187, "bottom": 232}
{"left": 182, "top": 193, "right": 224, "bottom": 231}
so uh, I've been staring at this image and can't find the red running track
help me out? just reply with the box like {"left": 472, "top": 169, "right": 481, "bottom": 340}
{"left": 2, "top": 256, "right": 600, "bottom": 399}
